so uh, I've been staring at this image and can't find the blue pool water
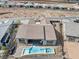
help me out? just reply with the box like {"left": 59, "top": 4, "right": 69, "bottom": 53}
{"left": 23, "top": 46, "right": 55, "bottom": 55}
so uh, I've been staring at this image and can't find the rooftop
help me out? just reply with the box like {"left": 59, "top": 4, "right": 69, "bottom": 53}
{"left": 65, "top": 22, "right": 79, "bottom": 37}
{"left": 16, "top": 24, "right": 56, "bottom": 40}
{"left": 45, "top": 25, "right": 56, "bottom": 40}
{"left": 0, "top": 20, "right": 13, "bottom": 41}
{"left": 16, "top": 24, "right": 44, "bottom": 40}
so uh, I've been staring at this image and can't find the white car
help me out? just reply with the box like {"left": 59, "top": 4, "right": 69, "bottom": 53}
{"left": 24, "top": 2, "right": 34, "bottom": 8}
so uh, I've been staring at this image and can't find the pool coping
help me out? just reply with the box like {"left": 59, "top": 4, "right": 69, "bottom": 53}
{"left": 21, "top": 46, "right": 55, "bottom": 56}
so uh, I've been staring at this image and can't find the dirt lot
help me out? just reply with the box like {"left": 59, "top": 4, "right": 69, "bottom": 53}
{"left": 64, "top": 41, "right": 79, "bottom": 59}
{"left": 0, "top": 8, "right": 79, "bottom": 19}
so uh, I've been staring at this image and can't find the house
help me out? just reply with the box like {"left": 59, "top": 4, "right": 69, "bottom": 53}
{"left": 24, "top": 2, "right": 34, "bottom": 8}
{"left": 16, "top": 24, "right": 57, "bottom": 46}
{"left": 65, "top": 0, "right": 79, "bottom": 3}
{"left": 0, "top": 20, "right": 16, "bottom": 55}
{"left": 15, "top": 2, "right": 24, "bottom": 7}
{"left": 6, "top": 2, "right": 16, "bottom": 8}
{"left": 65, "top": 22, "right": 79, "bottom": 42}
{"left": 14, "top": 24, "right": 61, "bottom": 58}
{"left": 0, "top": 2, "right": 5, "bottom": 7}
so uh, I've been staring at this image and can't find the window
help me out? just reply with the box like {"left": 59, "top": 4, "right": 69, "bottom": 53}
{"left": 30, "top": 5, "right": 34, "bottom": 8}
{"left": 35, "top": 20, "right": 40, "bottom": 24}
{"left": 9, "top": 5, "right": 12, "bottom": 8}
{"left": 38, "top": 6, "right": 43, "bottom": 8}
{"left": 47, "top": 6, "right": 51, "bottom": 9}
{"left": 68, "top": 37, "right": 75, "bottom": 41}
{"left": 6, "top": 36, "right": 10, "bottom": 43}
{"left": 28, "top": 40, "right": 42, "bottom": 45}
{"left": 20, "top": 5, "right": 23, "bottom": 7}
{"left": 19, "top": 39, "right": 26, "bottom": 44}
{"left": 1, "top": 33, "right": 8, "bottom": 43}
{"left": 47, "top": 41, "right": 56, "bottom": 46}
{"left": 36, "top": 22, "right": 40, "bottom": 24}
{"left": 74, "top": 20, "right": 79, "bottom": 23}
{"left": 61, "top": 8, "right": 67, "bottom": 10}
{"left": 0, "top": 46, "right": 1, "bottom": 50}
{"left": 53, "top": 7, "right": 60, "bottom": 10}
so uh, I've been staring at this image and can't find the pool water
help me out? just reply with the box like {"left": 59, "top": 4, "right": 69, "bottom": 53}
{"left": 23, "top": 46, "right": 55, "bottom": 55}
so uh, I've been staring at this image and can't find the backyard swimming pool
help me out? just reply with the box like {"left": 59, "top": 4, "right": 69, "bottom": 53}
{"left": 23, "top": 46, "right": 55, "bottom": 55}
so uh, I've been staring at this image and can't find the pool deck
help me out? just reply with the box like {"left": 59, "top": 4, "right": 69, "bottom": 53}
{"left": 13, "top": 46, "right": 61, "bottom": 58}
{"left": 12, "top": 53, "right": 63, "bottom": 59}
{"left": 22, "top": 46, "right": 55, "bottom": 56}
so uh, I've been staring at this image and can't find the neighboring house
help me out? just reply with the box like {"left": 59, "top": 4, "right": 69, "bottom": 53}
{"left": 0, "top": 0, "right": 8, "bottom": 2}
{"left": 0, "top": 20, "right": 16, "bottom": 55}
{"left": 65, "top": 22, "right": 79, "bottom": 42}
{"left": 0, "top": 2, "right": 5, "bottom": 7}
{"left": 65, "top": 0, "right": 79, "bottom": 3}
{"left": 15, "top": 3, "right": 25, "bottom": 7}
{"left": 6, "top": 2, "right": 16, "bottom": 7}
